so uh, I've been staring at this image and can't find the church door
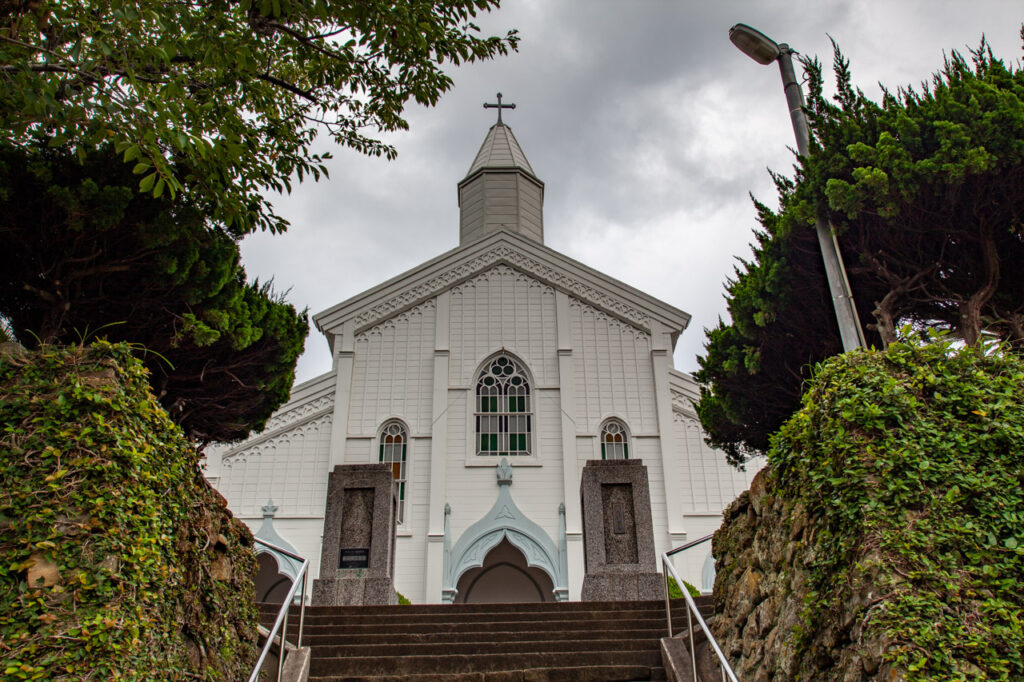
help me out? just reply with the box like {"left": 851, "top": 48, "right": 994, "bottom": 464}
{"left": 454, "top": 537, "right": 555, "bottom": 603}
{"left": 253, "top": 553, "right": 292, "bottom": 604}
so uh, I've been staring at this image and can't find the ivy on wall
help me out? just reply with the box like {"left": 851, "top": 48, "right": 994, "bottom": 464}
{"left": 0, "top": 342, "right": 258, "bottom": 680}
{"left": 770, "top": 339, "right": 1024, "bottom": 679}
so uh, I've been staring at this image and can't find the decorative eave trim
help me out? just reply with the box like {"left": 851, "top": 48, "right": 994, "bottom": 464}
{"left": 314, "top": 232, "right": 690, "bottom": 336}
{"left": 219, "top": 394, "right": 335, "bottom": 460}
{"left": 458, "top": 165, "right": 545, "bottom": 192}
{"left": 222, "top": 413, "right": 332, "bottom": 466}
{"left": 671, "top": 398, "right": 699, "bottom": 420}
{"left": 282, "top": 370, "right": 336, "bottom": 406}
{"left": 669, "top": 369, "right": 700, "bottom": 418}
{"left": 669, "top": 369, "right": 700, "bottom": 396}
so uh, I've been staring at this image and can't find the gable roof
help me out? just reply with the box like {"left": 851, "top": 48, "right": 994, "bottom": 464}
{"left": 314, "top": 230, "right": 691, "bottom": 348}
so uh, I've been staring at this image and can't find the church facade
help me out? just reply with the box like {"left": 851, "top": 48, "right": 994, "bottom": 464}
{"left": 204, "top": 114, "right": 758, "bottom": 604}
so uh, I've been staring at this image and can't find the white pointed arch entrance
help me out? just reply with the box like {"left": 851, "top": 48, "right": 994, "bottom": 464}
{"left": 456, "top": 537, "right": 555, "bottom": 603}
{"left": 442, "top": 458, "right": 568, "bottom": 603}
{"left": 252, "top": 500, "right": 303, "bottom": 604}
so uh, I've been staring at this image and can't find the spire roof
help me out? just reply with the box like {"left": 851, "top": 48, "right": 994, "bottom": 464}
{"left": 465, "top": 123, "right": 536, "bottom": 178}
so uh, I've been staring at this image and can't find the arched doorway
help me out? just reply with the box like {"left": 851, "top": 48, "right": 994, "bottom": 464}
{"left": 442, "top": 459, "right": 569, "bottom": 603}
{"left": 254, "top": 552, "right": 292, "bottom": 604}
{"left": 455, "top": 538, "right": 555, "bottom": 603}
{"left": 251, "top": 500, "right": 303, "bottom": 604}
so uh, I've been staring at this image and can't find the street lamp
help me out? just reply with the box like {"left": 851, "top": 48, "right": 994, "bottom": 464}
{"left": 729, "top": 23, "right": 866, "bottom": 352}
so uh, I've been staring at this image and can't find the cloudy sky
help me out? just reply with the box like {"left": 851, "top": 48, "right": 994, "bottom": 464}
{"left": 239, "top": 0, "right": 1024, "bottom": 386}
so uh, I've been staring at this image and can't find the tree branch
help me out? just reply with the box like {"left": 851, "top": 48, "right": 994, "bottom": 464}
{"left": 255, "top": 73, "right": 317, "bottom": 102}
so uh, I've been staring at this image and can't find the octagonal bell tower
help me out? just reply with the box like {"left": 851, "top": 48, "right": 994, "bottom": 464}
{"left": 458, "top": 97, "right": 544, "bottom": 245}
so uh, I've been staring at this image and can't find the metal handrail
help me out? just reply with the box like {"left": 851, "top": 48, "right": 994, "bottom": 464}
{"left": 248, "top": 538, "right": 310, "bottom": 682}
{"left": 662, "top": 535, "right": 739, "bottom": 682}
{"left": 665, "top": 533, "right": 716, "bottom": 558}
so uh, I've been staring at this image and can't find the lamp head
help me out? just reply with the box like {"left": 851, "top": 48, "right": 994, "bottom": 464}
{"left": 729, "top": 23, "right": 781, "bottom": 65}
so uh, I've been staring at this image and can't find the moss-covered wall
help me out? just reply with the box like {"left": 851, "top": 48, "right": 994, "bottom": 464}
{"left": 0, "top": 342, "right": 258, "bottom": 681}
{"left": 712, "top": 341, "right": 1024, "bottom": 681}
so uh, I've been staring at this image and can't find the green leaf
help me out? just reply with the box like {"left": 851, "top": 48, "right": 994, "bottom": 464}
{"left": 138, "top": 173, "right": 157, "bottom": 193}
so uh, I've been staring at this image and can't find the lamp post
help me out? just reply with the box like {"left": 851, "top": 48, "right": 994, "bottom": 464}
{"left": 729, "top": 23, "right": 866, "bottom": 351}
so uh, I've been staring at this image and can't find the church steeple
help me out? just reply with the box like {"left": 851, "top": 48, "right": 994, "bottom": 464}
{"left": 458, "top": 94, "right": 544, "bottom": 245}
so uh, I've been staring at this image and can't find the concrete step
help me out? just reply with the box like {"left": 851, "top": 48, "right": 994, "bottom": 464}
{"left": 311, "top": 665, "right": 666, "bottom": 681}
{"left": 261, "top": 598, "right": 712, "bottom": 619}
{"left": 298, "top": 606, "right": 690, "bottom": 626}
{"left": 271, "top": 598, "right": 714, "bottom": 681}
{"left": 309, "top": 650, "right": 665, "bottom": 677}
{"left": 301, "top": 627, "right": 672, "bottom": 647}
{"left": 310, "top": 637, "right": 662, "bottom": 659}
{"left": 299, "top": 616, "right": 674, "bottom": 637}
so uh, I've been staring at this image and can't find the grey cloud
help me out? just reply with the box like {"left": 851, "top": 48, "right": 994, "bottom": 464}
{"left": 240, "top": 0, "right": 1024, "bottom": 384}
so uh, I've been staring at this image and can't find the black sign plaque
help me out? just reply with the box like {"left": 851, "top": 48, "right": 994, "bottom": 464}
{"left": 339, "top": 548, "right": 369, "bottom": 569}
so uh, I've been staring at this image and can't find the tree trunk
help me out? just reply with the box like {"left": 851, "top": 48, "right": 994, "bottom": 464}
{"left": 871, "top": 292, "right": 899, "bottom": 349}
{"left": 959, "top": 226, "right": 1000, "bottom": 347}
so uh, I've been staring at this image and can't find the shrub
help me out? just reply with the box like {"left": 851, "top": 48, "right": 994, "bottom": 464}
{"left": 771, "top": 339, "right": 1024, "bottom": 679}
{"left": 0, "top": 342, "right": 258, "bottom": 680}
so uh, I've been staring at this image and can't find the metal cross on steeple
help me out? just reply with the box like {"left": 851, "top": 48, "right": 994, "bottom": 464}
{"left": 483, "top": 92, "right": 516, "bottom": 124}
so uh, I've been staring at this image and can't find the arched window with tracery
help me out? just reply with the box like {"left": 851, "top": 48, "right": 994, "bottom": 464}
{"left": 600, "top": 420, "right": 629, "bottom": 460}
{"left": 476, "top": 355, "right": 532, "bottom": 456}
{"left": 379, "top": 421, "right": 407, "bottom": 523}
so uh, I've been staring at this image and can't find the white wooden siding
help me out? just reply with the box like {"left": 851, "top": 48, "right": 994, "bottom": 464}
{"left": 673, "top": 412, "right": 761, "bottom": 513}
{"left": 569, "top": 297, "right": 657, "bottom": 434}
{"left": 393, "top": 438, "right": 431, "bottom": 602}
{"left": 459, "top": 179, "right": 486, "bottom": 244}
{"left": 342, "top": 437, "right": 373, "bottom": 464}
{"left": 632, "top": 438, "right": 670, "bottom": 559}
{"left": 219, "top": 416, "right": 333, "bottom": 517}
{"left": 349, "top": 300, "right": 436, "bottom": 436}
{"left": 207, "top": 237, "right": 761, "bottom": 603}
{"left": 516, "top": 178, "right": 544, "bottom": 241}
{"left": 448, "top": 266, "right": 558, "bottom": 386}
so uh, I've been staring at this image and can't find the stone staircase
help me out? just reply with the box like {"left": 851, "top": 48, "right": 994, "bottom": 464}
{"left": 261, "top": 597, "right": 714, "bottom": 681}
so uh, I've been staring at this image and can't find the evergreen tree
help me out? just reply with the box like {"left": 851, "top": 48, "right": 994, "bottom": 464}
{"left": 698, "top": 35, "right": 1024, "bottom": 465}
{"left": 0, "top": 143, "right": 308, "bottom": 442}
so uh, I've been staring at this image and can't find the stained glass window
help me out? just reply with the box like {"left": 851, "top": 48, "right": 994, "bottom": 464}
{"left": 601, "top": 420, "right": 629, "bottom": 460}
{"left": 379, "top": 421, "right": 407, "bottom": 523}
{"left": 475, "top": 355, "right": 531, "bottom": 456}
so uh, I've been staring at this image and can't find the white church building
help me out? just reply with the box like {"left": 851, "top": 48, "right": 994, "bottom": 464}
{"left": 203, "top": 108, "right": 758, "bottom": 604}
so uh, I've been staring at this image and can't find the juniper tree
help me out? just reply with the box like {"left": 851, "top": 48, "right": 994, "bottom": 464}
{"left": 0, "top": 143, "right": 307, "bottom": 442}
{"left": 698, "top": 35, "right": 1024, "bottom": 465}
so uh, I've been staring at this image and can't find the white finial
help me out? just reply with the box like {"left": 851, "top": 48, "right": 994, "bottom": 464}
{"left": 496, "top": 457, "right": 513, "bottom": 485}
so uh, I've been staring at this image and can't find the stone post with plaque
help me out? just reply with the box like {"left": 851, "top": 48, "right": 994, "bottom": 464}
{"left": 579, "top": 459, "right": 662, "bottom": 601}
{"left": 312, "top": 464, "right": 398, "bottom": 606}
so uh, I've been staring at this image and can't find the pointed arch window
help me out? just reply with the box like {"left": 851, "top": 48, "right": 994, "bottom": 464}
{"left": 476, "top": 355, "right": 532, "bottom": 456}
{"left": 601, "top": 420, "right": 629, "bottom": 460}
{"left": 379, "top": 422, "right": 407, "bottom": 523}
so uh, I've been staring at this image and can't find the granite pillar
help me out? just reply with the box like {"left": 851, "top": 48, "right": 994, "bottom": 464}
{"left": 580, "top": 459, "right": 662, "bottom": 600}
{"left": 312, "top": 464, "right": 398, "bottom": 605}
